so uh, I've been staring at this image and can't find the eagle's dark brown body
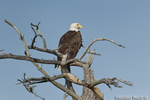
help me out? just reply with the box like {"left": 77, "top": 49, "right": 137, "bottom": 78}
{"left": 57, "top": 30, "right": 83, "bottom": 72}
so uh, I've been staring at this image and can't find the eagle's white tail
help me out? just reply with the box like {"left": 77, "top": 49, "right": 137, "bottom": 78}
{"left": 58, "top": 54, "right": 68, "bottom": 71}
{"left": 58, "top": 65, "right": 61, "bottom": 71}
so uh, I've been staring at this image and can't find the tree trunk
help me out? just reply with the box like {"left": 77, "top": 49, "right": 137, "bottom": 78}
{"left": 81, "top": 64, "right": 103, "bottom": 100}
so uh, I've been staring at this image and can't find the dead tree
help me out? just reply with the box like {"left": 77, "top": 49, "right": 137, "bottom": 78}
{"left": 0, "top": 19, "right": 133, "bottom": 100}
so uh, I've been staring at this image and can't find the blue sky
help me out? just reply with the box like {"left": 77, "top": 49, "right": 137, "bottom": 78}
{"left": 0, "top": 0, "right": 150, "bottom": 100}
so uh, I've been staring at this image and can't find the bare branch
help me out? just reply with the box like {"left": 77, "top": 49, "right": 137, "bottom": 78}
{"left": 89, "top": 78, "right": 133, "bottom": 89}
{"left": 70, "top": 61, "right": 86, "bottom": 67}
{"left": 0, "top": 49, "right": 7, "bottom": 55}
{"left": 4, "top": 19, "right": 30, "bottom": 57}
{"left": 62, "top": 58, "right": 79, "bottom": 66}
{"left": 16, "top": 74, "right": 72, "bottom": 86}
{"left": 79, "top": 38, "right": 125, "bottom": 60}
{"left": 28, "top": 45, "right": 62, "bottom": 57}
{"left": 32, "top": 92, "right": 45, "bottom": 100}
{"left": 64, "top": 73, "right": 89, "bottom": 86}
{"left": 86, "top": 48, "right": 90, "bottom": 63}
{"left": 17, "top": 73, "right": 85, "bottom": 86}
{"left": 88, "top": 49, "right": 95, "bottom": 66}
{"left": 17, "top": 74, "right": 45, "bottom": 100}
{"left": 16, "top": 77, "right": 48, "bottom": 85}
{"left": 0, "top": 49, "right": 4, "bottom": 52}
{"left": 31, "top": 22, "right": 47, "bottom": 50}
{"left": 0, "top": 53, "right": 61, "bottom": 65}
{"left": 30, "top": 25, "right": 40, "bottom": 47}
{"left": 63, "top": 92, "right": 69, "bottom": 100}
{"left": 86, "top": 51, "right": 101, "bottom": 56}
{"left": 112, "top": 77, "right": 133, "bottom": 87}
{"left": 31, "top": 35, "right": 41, "bottom": 47}
{"left": 0, "top": 54, "right": 81, "bottom": 67}
{"left": 31, "top": 25, "right": 37, "bottom": 35}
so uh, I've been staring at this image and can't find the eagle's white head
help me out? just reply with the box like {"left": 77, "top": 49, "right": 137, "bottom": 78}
{"left": 70, "top": 23, "right": 83, "bottom": 32}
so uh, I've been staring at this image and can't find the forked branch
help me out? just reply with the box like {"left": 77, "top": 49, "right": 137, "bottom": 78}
{"left": 31, "top": 22, "right": 47, "bottom": 50}
{"left": 89, "top": 77, "right": 133, "bottom": 89}
{"left": 17, "top": 73, "right": 45, "bottom": 100}
{"left": 79, "top": 38, "right": 125, "bottom": 60}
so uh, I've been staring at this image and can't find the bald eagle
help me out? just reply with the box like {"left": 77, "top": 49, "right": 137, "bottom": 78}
{"left": 56, "top": 23, "right": 83, "bottom": 72}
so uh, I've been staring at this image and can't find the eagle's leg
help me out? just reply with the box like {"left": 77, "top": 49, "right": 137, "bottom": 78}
{"left": 61, "top": 54, "right": 76, "bottom": 99}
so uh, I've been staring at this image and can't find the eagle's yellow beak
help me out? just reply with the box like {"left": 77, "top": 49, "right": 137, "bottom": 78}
{"left": 77, "top": 24, "right": 83, "bottom": 29}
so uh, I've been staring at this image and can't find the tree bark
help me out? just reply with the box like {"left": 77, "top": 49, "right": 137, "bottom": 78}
{"left": 81, "top": 64, "right": 103, "bottom": 100}
{"left": 81, "top": 49, "right": 103, "bottom": 100}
